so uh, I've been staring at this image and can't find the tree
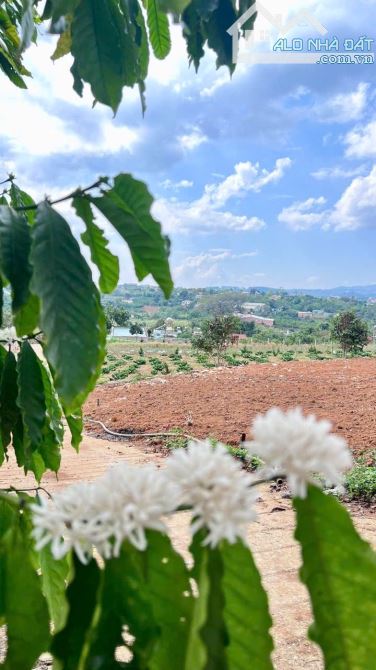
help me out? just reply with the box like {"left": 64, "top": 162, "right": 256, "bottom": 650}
{"left": 331, "top": 311, "right": 369, "bottom": 356}
{"left": 239, "top": 320, "right": 256, "bottom": 337}
{"left": 193, "top": 315, "right": 240, "bottom": 364}
{"left": 130, "top": 322, "right": 144, "bottom": 335}
{"left": 104, "top": 304, "right": 130, "bottom": 331}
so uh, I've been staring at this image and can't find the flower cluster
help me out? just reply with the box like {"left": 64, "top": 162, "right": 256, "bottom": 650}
{"left": 32, "top": 408, "right": 353, "bottom": 563}
{"left": 32, "top": 464, "right": 180, "bottom": 563}
{"left": 165, "top": 439, "right": 258, "bottom": 547}
{"left": 246, "top": 407, "right": 353, "bottom": 498}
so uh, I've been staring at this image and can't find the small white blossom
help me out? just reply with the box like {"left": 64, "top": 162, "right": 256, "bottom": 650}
{"left": 91, "top": 464, "right": 180, "bottom": 555}
{"left": 165, "top": 440, "right": 257, "bottom": 548}
{"left": 246, "top": 407, "right": 353, "bottom": 498}
{"left": 31, "top": 464, "right": 179, "bottom": 562}
{"left": 31, "top": 482, "right": 96, "bottom": 564}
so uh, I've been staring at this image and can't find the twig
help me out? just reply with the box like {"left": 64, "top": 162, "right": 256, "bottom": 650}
{"left": 0, "top": 486, "right": 52, "bottom": 499}
{"left": 0, "top": 174, "right": 14, "bottom": 186}
{"left": 14, "top": 178, "right": 108, "bottom": 212}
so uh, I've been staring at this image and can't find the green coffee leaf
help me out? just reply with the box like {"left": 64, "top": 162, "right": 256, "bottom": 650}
{"left": 40, "top": 545, "right": 70, "bottom": 633}
{"left": 65, "top": 408, "right": 83, "bottom": 451}
{"left": 71, "top": 0, "right": 128, "bottom": 112}
{"left": 91, "top": 174, "right": 173, "bottom": 298}
{"left": 52, "top": 555, "right": 101, "bottom": 669}
{"left": 50, "top": 0, "right": 79, "bottom": 23}
{"left": 121, "top": 0, "right": 150, "bottom": 87}
{"left": 17, "top": 341, "right": 46, "bottom": 450}
{"left": 83, "top": 543, "right": 159, "bottom": 668}
{"left": 51, "top": 23, "right": 72, "bottom": 60}
{"left": 238, "top": 0, "right": 257, "bottom": 32}
{"left": 74, "top": 196, "right": 119, "bottom": 294}
{"left": 182, "top": 4, "right": 206, "bottom": 71}
{"left": 0, "top": 46, "right": 27, "bottom": 88}
{"left": 0, "top": 516, "right": 50, "bottom": 669}
{"left": 146, "top": 0, "right": 171, "bottom": 59}
{"left": 191, "top": 536, "right": 227, "bottom": 670}
{"left": 0, "top": 205, "right": 33, "bottom": 314}
{"left": 20, "top": 0, "right": 34, "bottom": 51}
{"left": 158, "top": 0, "right": 190, "bottom": 12}
{"left": 13, "top": 292, "right": 40, "bottom": 337}
{"left": 31, "top": 202, "right": 106, "bottom": 413}
{"left": 294, "top": 485, "right": 376, "bottom": 669}
{"left": 205, "top": 0, "right": 237, "bottom": 71}
{"left": 146, "top": 530, "right": 194, "bottom": 669}
{"left": 9, "top": 182, "right": 36, "bottom": 226}
{"left": 221, "top": 541, "right": 274, "bottom": 669}
{"left": 0, "top": 349, "right": 21, "bottom": 454}
{"left": 40, "top": 360, "right": 64, "bottom": 444}
{"left": 0, "top": 497, "right": 17, "bottom": 623}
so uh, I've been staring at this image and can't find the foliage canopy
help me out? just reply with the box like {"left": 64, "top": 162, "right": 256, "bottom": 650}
{"left": 0, "top": 0, "right": 257, "bottom": 112}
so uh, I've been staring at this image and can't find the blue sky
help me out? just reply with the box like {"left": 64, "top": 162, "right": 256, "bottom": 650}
{"left": 1, "top": 0, "right": 376, "bottom": 289}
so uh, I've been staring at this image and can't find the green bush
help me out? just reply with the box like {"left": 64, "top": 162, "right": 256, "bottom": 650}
{"left": 345, "top": 466, "right": 376, "bottom": 503}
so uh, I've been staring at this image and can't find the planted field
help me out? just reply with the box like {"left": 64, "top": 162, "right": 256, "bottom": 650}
{"left": 100, "top": 338, "right": 376, "bottom": 384}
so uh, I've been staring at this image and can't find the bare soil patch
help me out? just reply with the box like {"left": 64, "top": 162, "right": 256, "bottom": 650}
{"left": 86, "top": 358, "right": 376, "bottom": 458}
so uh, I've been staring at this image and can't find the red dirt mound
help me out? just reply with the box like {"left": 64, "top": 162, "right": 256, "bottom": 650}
{"left": 85, "top": 359, "right": 376, "bottom": 457}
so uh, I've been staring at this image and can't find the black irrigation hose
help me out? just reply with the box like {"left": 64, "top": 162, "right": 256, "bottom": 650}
{"left": 85, "top": 418, "right": 194, "bottom": 440}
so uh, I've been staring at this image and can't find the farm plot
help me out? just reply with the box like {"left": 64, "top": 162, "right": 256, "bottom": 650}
{"left": 87, "top": 357, "right": 376, "bottom": 459}
{"left": 100, "top": 339, "right": 376, "bottom": 385}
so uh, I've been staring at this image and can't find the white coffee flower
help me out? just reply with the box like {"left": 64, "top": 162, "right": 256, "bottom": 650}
{"left": 31, "top": 482, "right": 96, "bottom": 564}
{"left": 31, "top": 464, "right": 180, "bottom": 562}
{"left": 165, "top": 440, "right": 257, "bottom": 548}
{"left": 92, "top": 464, "right": 180, "bottom": 555}
{"left": 246, "top": 407, "right": 353, "bottom": 498}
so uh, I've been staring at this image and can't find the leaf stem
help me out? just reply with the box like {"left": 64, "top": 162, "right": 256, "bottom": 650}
{"left": 13, "top": 178, "right": 108, "bottom": 212}
{"left": 0, "top": 486, "right": 53, "bottom": 499}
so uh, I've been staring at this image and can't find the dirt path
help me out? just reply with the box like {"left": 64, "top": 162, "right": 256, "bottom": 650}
{"left": 1, "top": 433, "right": 374, "bottom": 669}
{"left": 85, "top": 358, "right": 376, "bottom": 457}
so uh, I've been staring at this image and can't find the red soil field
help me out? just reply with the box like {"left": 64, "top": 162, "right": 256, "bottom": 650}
{"left": 85, "top": 358, "right": 376, "bottom": 458}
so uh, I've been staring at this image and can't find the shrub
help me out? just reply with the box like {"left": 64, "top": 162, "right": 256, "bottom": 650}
{"left": 345, "top": 466, "right": 376, "bottom": 503}
{"left": 164, "top": 430, "right": 188, "bottom": 451}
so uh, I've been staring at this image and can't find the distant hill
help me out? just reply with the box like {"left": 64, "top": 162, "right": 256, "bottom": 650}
{"left": 253, "top": 285, "right": 376, "bottom": 300}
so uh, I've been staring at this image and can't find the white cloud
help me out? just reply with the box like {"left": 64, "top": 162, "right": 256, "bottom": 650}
{"left": 330, "top": 165, "right": 376, "bottom": 230}
{"left": 201, "top": 157, "right": 292, "bottom": 208}
{"left": 200, "top": 72, "right": 230, "bottom": 98}
{"left": 279, "top": 165, "right": 376, "bottom": 232}
{"left": 316, "top": 83, "right": 369, "bottom": 123}
{"left": 153, "top": 158, "right": 291, "bottom": 234}
{"left": 160, "top": 179, "right": 193, "bottom": 190}
{"left": 174, "top": 250, "right": 259, "bottom": 283}
{"left": 344, "top": 118, "right": 376, "bottom": 158}
{"left": 178, "top": 127, "right": 208, "bottom": 151}
{"left": 311, "top": 165, "right": 368, "bottom": 180}
{"left": 278, "top": 197, "right": 327, "bottom": 230}
{"left": 0, "top": 82, "right": 141, "bottom": 158}
{"left": 154, "top": 198, "right": 266, "bottom": 234}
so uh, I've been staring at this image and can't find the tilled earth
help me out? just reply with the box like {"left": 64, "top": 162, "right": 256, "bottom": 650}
{"left": 86, "top": 358, "right": 376, "bottom": 457}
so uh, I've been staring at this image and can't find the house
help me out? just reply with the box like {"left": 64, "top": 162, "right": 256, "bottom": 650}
{"left": 298, "top": 311, "right": 314, "bottom": 320}
{"left": 235, "top": 313, "right": 274, "bottom": 328}
{"left": 243, "top": 302, "right": 266, "bottom": 313}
